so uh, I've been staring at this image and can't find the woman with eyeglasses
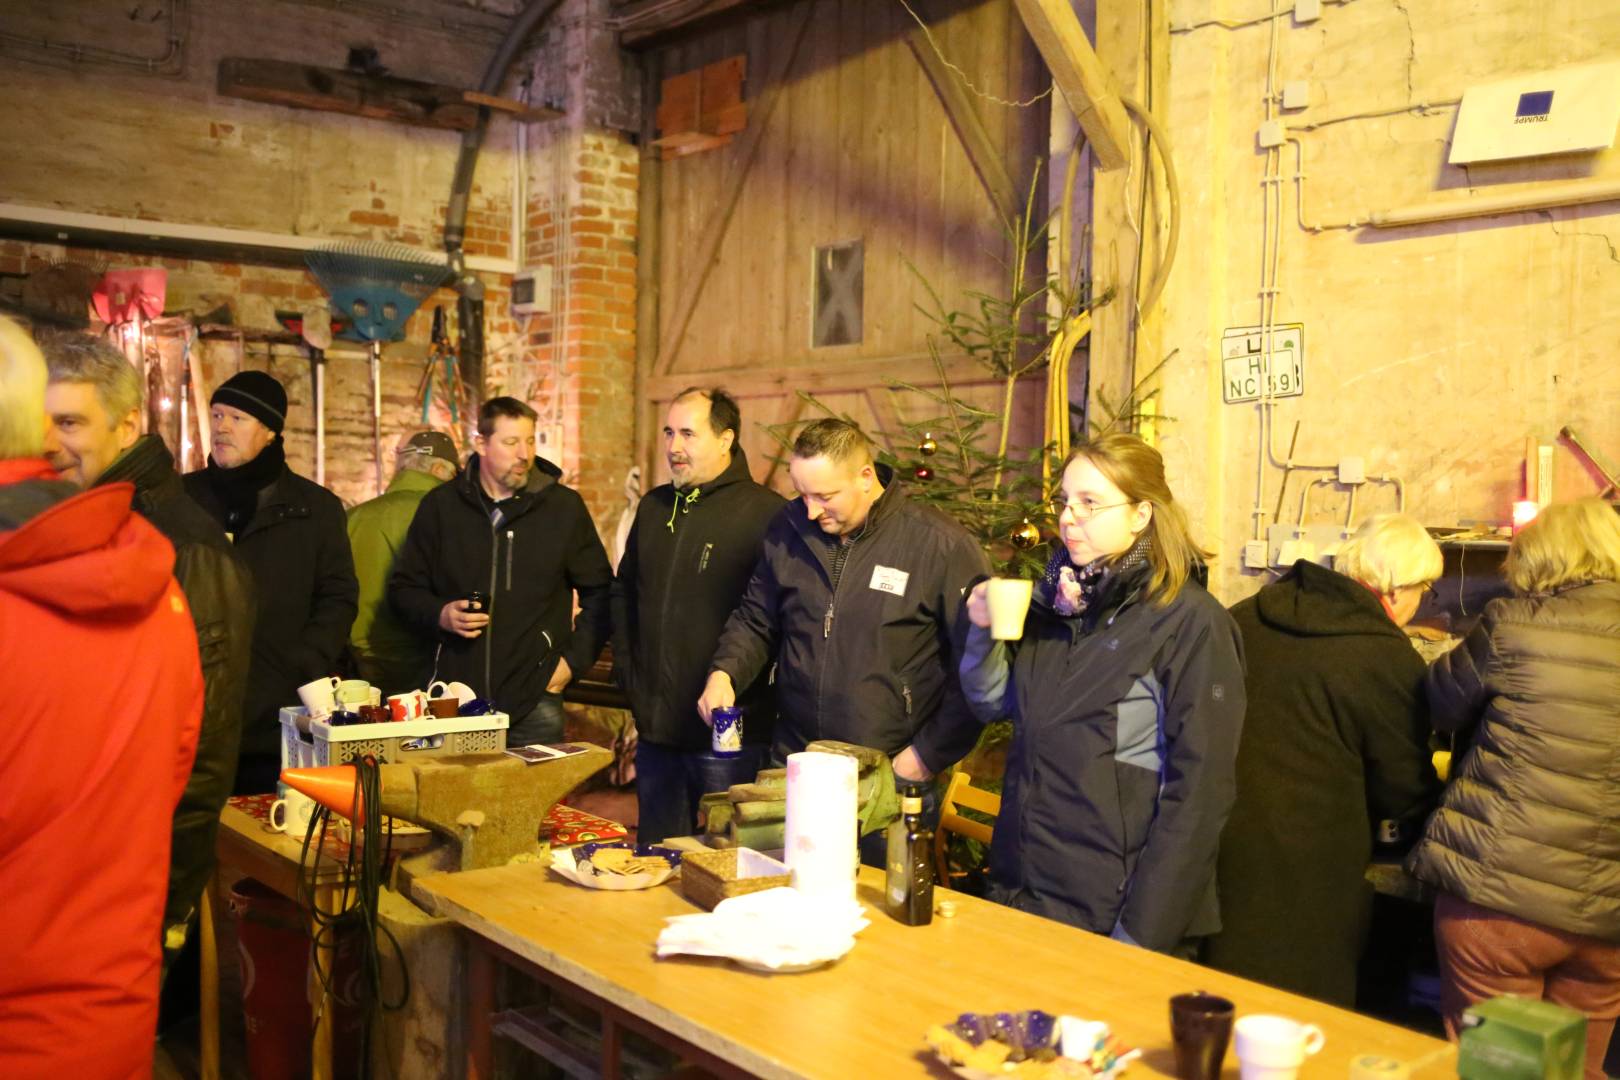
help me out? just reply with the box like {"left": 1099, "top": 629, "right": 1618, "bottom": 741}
{"left": 959, "top": 433, "right": 1245, "bottom": 957}
{"left": 1203, "top": 514, "right": 1443, "bottom": 1006}
{"left": 1405, "top": 497, "right": 1620, "bottom": 1079}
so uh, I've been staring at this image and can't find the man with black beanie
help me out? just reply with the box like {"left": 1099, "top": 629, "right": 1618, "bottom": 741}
{"left": 184, "top": 369, "right": 358, "bottom": 793}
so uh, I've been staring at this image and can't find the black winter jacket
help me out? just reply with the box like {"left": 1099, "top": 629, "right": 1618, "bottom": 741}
{"left": 103, "top": 436, "right": 255, "bottom": 939}
{"left": 185, "top": 457, "right": 357, "bottom": 759}
{"left": 709, "top": 468, "right": 990, "bottom": 773}
{"left": 960, "top": 558, "right": 1246, "bottom": 953}
{"left": 388, "top": 455, "right": 612, "bottom": 720}
{"left": 1204, "top": 560, "right": 1439, "bottom": 1006}
{"left": 611, "top": 448, "right": 783, "bottom": 750}
{"left": 1407, "top": 580, "right": 1620, "bottom": 941}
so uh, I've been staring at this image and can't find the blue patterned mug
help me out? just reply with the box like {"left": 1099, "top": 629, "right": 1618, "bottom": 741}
{"left": 711, "top": 706, "right": 743, "bottom": 757}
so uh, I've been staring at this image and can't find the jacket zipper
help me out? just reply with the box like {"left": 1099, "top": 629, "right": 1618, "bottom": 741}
{"left": 814, "top": 533, "right": 863, "bottom": 739}
{"left": 505, "top": 529, "right": 515, "bottom": 590}
{"left": 902, "top": 682, "right": 912, "bottom": 718}
{"left": 485, "top": 519, "right": 500, "bottom": 697}
{"left": 699, "top": 542, "right": 713, "bottom": 573}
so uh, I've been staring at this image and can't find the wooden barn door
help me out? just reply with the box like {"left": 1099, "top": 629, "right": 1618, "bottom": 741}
{"left": 635, "top": 0, "right": 1050, "bottom": 494}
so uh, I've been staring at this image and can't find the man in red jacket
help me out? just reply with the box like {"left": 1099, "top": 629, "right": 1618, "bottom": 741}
{"left": 0, "top": 317, "right": 204, "bottom": 1079}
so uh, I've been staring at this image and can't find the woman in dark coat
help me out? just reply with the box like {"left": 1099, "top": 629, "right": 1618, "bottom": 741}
{"left": 1406, "top": 497, "right": 1620, "bottom": 1080}
{"left": 960, "top": 434, "right": 1246, "bottom": 957}
{"left": 1204, "top": 514, "right": 1443, "bottom": 1005}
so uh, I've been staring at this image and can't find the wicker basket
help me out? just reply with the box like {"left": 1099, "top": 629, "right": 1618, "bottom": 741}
{"left": 679, "top": 847, "right": 792, "bottom": 911}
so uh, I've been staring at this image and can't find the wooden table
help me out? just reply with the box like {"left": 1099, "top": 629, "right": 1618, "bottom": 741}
{"left": 202, "top": 801, "right": 351, "bottom": 1080}
{"left": 414, "top": 863, "right": 1457, "bottom": 1080}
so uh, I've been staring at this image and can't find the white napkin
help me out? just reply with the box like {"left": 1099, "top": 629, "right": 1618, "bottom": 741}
{"left": 656, "top": 886, "right": 869, "bottom": 970}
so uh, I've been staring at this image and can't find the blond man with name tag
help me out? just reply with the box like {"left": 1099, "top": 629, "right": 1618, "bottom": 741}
{"left": 699, "top": 418, "right": 990, "bottom": 864}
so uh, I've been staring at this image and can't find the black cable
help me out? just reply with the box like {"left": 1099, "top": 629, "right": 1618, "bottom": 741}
{"left": 296, "top": 755, "right": 410, "bottom": 1079}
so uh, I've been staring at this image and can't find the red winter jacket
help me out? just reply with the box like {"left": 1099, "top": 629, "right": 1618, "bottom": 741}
{"left": 0, "top": 459, "right": 204, "bottom": 1080}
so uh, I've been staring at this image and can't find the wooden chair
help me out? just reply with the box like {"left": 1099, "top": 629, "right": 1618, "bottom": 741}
{"left": 933, "top": 770, "right": 1002, "bottom": 886}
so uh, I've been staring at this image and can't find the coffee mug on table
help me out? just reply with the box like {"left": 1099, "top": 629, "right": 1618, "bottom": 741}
{"left": 1234, "top": 1015, "right": 1325, "bottom": 1080}
{"left": 428, "top": 697, "right": 460, "bottom": 719}
{"left": 711, "top": 706, "right": 743, "bottom": 757}
{"left": 297, "top": 675, "right": 342, "bottom": 719}
{"left": 1170, "top": 991, "right": 1236, "bottom": 1080}
{"left": 388, "top": 689, "right": 430, "bottom": 723}
{"left": 429, "top": 679, "right": 477, "bottom": 705}
{"left": 269, "top": 789, "right": 318, "bottom": 835}
{"left": 985, "top": 577, "right": 1035, "bottom": 640}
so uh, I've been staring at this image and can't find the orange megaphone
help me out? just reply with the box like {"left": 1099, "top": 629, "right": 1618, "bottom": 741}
{"left": 280, "top": 765, "right": 366, "bottom": 822}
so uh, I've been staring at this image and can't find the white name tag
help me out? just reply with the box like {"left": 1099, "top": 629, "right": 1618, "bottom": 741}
{"left": 869, "top": 565, "right": 910, "bottom": 596}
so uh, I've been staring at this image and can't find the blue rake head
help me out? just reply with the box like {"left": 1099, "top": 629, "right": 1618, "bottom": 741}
{"left": 304, "top": 242, "right": 454, "bottom": 343}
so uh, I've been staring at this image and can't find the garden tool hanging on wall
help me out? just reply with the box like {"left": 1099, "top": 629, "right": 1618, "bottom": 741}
{"left": 304, "top": 243, "right": 453, "bottom": 495}
{"left": 93, "top": 268, "right": 168, "bottom": 436}
{"left": 415, "top": 305, "right": 466, "bottom": 447}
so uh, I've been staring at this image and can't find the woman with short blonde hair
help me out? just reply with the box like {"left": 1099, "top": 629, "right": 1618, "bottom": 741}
{"left": 0, "top": 317, "right": 46, "bottom": 460}
{"left": 1408, "top": 496, "right": 1620, "bottom": 1079}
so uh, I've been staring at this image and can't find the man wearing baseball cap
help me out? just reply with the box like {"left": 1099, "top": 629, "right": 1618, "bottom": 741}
{"left": 184, "top": 369, "right": 358, "bottom": 793}
{"left": 346, "top": 430, "right": 460, "bottom": 693}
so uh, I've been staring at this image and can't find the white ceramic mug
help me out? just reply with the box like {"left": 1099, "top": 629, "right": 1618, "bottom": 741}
{"left": 388, "top": 689, "right": 430, "bottom": 723}
{"left": 1234, "top": 1015, "right": 1325, "bottom": 1080}
{"left": 429, "top": 680, "right": 476, "bottom": 705}
{"left": 986, "top": 577, "right": 1035, "bottom": 640}
{"left": 269, "top": 789, "right": 318, "bottom": 836}
{"left": 336, "top": 679, "right": 371, "bottom": 708}
{"left": 296, "top": 675, "right": 342, "bottom": 719}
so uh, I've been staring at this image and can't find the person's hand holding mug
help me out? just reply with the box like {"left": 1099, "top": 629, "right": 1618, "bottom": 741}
{"left": 697, "top": 670, "right": 735, "bottom": 725}
{"left": 967, "top": 578, "right": 1034, "bottom": 640}
{"left": 439, "top": 597, "right": 490, "bottom": 639}
{"left": 966, "top": 580, "right": 993, "bottom": 628}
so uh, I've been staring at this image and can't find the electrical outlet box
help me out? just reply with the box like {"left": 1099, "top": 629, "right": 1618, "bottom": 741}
{"left": 1294, "top": 0, "right": 1321, "bottom": 22}
{"left": 1338, "top": 456, "right": 1366, "bottom": 485}
{"left": 511, "top": 265, "right": 553, "bottom": 316}
{"left": 1268, "top": 524, "right": 1355, "bottom": 569}
{"left": 536, "top": 422, "right": 564, "bottom": 464}
{"left": 1282, "top": 81, "right": 1310, "bottom": 110}
{"left": 1258, "top": 119, "right": 1286, "bottom": 148}
{"left": 1450, "top": 60, "right": 1620, "bottom": 165}
{"left": 1244, "top": 540, "right": 1270, "bottom": 570}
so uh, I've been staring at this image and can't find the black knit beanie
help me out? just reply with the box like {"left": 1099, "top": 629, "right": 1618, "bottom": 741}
{"left": 211, "top": 370, "right": 287, "bottom": 434}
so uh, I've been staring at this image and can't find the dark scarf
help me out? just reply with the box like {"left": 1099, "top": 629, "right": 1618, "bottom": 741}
{"left": 1041, "top": 532, "right": 1154, "bottom": 618}
{"left": 204, "top": 438, "right": 285, "bottom": 533}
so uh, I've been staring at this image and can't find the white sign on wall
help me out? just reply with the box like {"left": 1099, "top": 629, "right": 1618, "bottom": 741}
{"left": 1222, "top": 323, "right": 1304, "bottom": 404}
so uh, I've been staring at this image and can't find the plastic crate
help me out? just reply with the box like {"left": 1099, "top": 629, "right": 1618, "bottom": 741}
{"left": 279, "top": 707, "right": 509, "bottom": 770}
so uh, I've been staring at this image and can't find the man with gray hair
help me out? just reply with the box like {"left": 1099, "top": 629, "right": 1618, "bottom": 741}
{"left": 347, "top": 429, "right": 461, "bottom": 692}
{"left": 41, "top": 331, "right": 254, "bottom": 983}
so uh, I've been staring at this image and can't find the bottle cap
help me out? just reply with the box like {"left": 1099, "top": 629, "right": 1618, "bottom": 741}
{"left": 900, "top": 795, "right": 923, "bottom": 813}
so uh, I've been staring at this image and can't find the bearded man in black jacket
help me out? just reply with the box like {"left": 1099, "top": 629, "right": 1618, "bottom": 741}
{"left": 390, "top": 397, "right": 611, "bottom": 746}
{"left": 612, "top": 388, "right": 783, "bottom": 842}
{"left": 184, "top": 370, "right": 357, "bottom": 795}
{"left": 42, "top": 334, "right": 255, "bottom": 978}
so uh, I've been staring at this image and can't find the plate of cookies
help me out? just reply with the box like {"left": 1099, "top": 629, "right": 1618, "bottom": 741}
{"left": 551, "top": 841, "right": 682, "bottom": 890}
{"left": 926, "top": 1011, "right": 1138, "bottom": 1080}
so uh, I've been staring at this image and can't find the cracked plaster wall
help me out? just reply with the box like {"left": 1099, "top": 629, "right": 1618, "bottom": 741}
{"left": 1155, "top": 0, "right": 1620, "bottom": 599}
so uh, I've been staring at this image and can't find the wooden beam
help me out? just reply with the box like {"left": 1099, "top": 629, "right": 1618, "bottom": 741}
{"left": 217, "top": 58, "right": 562, "bottom": 132}
{"left": 634, "top": 51, "right": 663, "bottom": 492}
{"left": 1011, "top": 0, "right": 1132, "bottom": 170}
{"left": 617, "top": 0, "right": 786, "bottom": 50}
{"left": 903, "top": 17, "right": 1021, "bottom": 229}
{"left": 645, "top": 350, "right": 989, "bottom": 402}
{"left": 653, "top": 0, "right": 817, "bottom": 377}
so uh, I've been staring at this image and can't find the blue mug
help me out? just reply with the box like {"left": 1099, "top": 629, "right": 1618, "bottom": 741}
{"left": 711, "top": 706, "right": 743, "bottom": 757}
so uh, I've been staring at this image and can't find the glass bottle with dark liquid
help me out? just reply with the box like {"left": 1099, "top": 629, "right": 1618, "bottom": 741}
{"left": 886, "top": 783, "right": 934, "bottom": 925}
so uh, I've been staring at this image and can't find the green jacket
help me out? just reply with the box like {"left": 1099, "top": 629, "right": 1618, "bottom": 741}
{"left": 347, "top": 468, "right": 445, "bottom": 692}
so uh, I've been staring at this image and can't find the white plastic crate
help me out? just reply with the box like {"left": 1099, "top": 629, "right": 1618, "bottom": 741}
{"left": 279, "top": 707, "right": 509, "bottom": 770}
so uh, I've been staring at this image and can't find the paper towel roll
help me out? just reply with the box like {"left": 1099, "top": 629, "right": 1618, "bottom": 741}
{"left": 783, "top": 750, "right": 858, "bottom": 900}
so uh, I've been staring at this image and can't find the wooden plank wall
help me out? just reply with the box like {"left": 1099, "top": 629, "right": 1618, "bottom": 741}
{"left": 641, "top": 0, "right": 1048, "bottom": 491}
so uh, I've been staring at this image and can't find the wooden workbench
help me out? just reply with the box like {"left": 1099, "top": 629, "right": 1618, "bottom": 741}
{"left": 414, "top": 863, "right": 1456, "bottom": 1079}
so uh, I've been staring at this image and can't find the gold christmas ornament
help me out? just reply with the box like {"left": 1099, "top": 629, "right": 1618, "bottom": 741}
{"left": 918, "top": 433, "right": 938, "bottom": 456}
{"left": 1009, "top": 519, "right": 1040, "bottom": 549}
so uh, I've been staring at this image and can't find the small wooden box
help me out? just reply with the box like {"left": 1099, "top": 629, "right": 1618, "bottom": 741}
{"left": 679, "top": 847, "right": 791, "bottom": 911}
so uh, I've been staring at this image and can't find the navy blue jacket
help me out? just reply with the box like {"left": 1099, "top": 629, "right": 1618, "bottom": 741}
{"left": 961, "top": 558, "right": 1245, "bottom": 952}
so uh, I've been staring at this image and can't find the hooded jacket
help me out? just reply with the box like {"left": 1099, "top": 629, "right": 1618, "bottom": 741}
{"left": 347, "top": 466, "right": 446, "bottom": 693}
{"left": 388, "top": 454, "right": 612, "bottom": 720}
{"left": 100, "top": 435, "right": 255, "bottom": 963}
{"left": 611, "top": 447, "right": 783, "bottom": 749}
{"left": 1204, "top": 560, "right": 1439, "bottom": 1005}
{"left": 960, "top": 556, "right": 1245, "bottom": 953}
{"left": 1407, "top": 580, "right": 1620, "bottom": 941}
{"left": 0, "top": 459, "right": 204, "bottom": 1079}
{"left": 184, "top": 455, "right": 358, "bottom": 760}
{"left": 708, "top": 466, "right": 990, "bottom": 773}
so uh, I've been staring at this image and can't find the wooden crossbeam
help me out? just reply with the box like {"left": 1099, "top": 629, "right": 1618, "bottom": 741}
{"left": 218, "top": 58, "right": 562, "bottom": 132}
{"left": 903, "top": 19, "right": 1021, "bottom": 230}
{"left": 652, "top": 0, "right": 817, "bottom": 377}
{"left": 1011, "top": 0, "right": 1132, "bottom": 170}
{"left": 617, "top": 0, "right": 785, "bottom": 50}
